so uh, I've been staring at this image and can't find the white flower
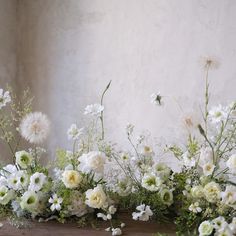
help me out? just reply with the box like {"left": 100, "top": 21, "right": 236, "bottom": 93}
{"left": 97, "top": 212, "right": 108, "bottom": 221}
{"left": 108, "top": 205, "right": 117, "bottom": 214}
{"left": 15, "top": 151, "right": 33, "bottom": 169}
{"left": 226, "top": 154, "right": 236, "bottom": 174}
{"left": 160, "top": 188, "right": 173, "bottom": 206}
{"left": 78, "top": 151, "right": 106, "bottom": 176}
{"left": 19, "top": 112, "right": 50, "bottom": 144}
{"left": 120, "top": 223, "right": 125, "bottom": 228}
{"left": 48, "top": 194, "right": 63, "bottom": 211}
{"left": 212, "top": 216, "right": 228, "bottom": 231}
{"left": 28, "top": 172, "right": 47, "bottom": 192}
{"left": 67, "top": 124, "right": 83, "bottom": 141}
{"left": 204, "top": 182, "right": 221, "bottom": 203}
{"left": 8, "top": 170, "right": 28, "bottom": 190}
{"left": 132, "top": 204, "right": 153, "bottom": 221}
{"left": 182, "top": 151, "right": 196, "bottom": 167}
{"left": 209, "top": 105, "right": 228, "bottom": 124}
{"left": 198, "top": 220, "right": 214, "bottom": 236}
{"left": 214, "top": 227, "right": 233, "bottom": 236}
{"left": 189, "top": 202, "right": 202, "bottom": 213}
{"left": 84, "top": 104, "right": 104, "bottom": 117}
{"left": 229, "top": 217, "right": 236, "bottom": 234}
{"left": 0, "top": 185, "right": 14, "bottom": 205}
{"left": 141, "top": 173, "right": 163, "bottom": 192}
{"left": 154, "top": 163, "right": 171, "bottom": 180}
{"left": 199, "top": 147, "right": 213, "bottom": 168}
{"left": 1, "top": 164, "right": 17, "bottom": 176}
{"left": 112, "top": 228, "right": 122, "bottom": 236}
{"left": 0, "top": 89, "right": 11, "bottom": 109}
{"left": 141, "top": 145, "right": 154, "bottom": 157}
{"left": 191, "top": 185, "right": 205, "bottom": 198}
{"left": 221, "top": 185, "right": 236, "bottom": 206}
{"left": 62, "top": 170, "right": 82, "bottom": 189}
{"left": 20, "top": 190, "right": 39, "bottom": 213}
{"left": 150, "top": 92, "right": 163, "bottom": 106}
{"left": 202, "top": 162, "right": 215, "bottom": 176}
{"left": 85, "top": 185, "right": 107, "bottom": 209}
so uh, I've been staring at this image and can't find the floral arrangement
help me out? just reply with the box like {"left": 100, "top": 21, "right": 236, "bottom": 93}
{"left": 0, "top": 58, "right": 235, "bottom": 236}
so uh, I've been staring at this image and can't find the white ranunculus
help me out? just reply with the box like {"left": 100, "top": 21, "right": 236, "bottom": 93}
{"left": 191, "top": 185, "right": 205, "bottom": 198}
{"left": 141, "top": 173, "right": 163, "bottom": 192}
{"left": 28, "top": 172, "right": 47, "bottom": 192}
{"left": 204, "top": 182, "right": 221, "bottom": 203}
{"left": 226, "top": 154, "right": 236, "bottom": 174}
{"left": 221, "top": 185, "right": 236, "bottom": 207}
{"left": 0, "top": 185, "right": 14, "bottom": 205}
{"left": 198, "top": 221, "right": 214, "bottom": 236}
{"left": 78, "top": 151, "right": 107, "bottom": 176}
{"left": 20, "top": 190, "right": 39, "bottom": 213}
{"left": 202, "top": 162, "right": 215, "bottom": 176}
{"left": 85, "top": 185, "right": 107, "bottom": 209}
{"left": 62, "top": 170, "right": 82, "bottom": 189}
{"left": 15, "top": 151, "right": 33, "bottom": 169}
{"left": 199, "top": 147, "right": 213, "bottom": 168}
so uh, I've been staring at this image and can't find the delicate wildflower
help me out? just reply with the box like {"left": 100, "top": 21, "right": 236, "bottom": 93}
{"left": 67, "top": 124, "right": 83, "bottom": 141}
{"left": 0, "top": 89, "right": 11, "bottom": 109}
{"left": 189, "top": 202, "right": 202, "bottom": 213}
{"left": 132, "top": 204, "right": 153, "bottom": 221}
{"left": 84, "top": 104, "right": 104, "bottom": 117}
{"left": 48, "top": 194, "right": 63, "bottom": 211}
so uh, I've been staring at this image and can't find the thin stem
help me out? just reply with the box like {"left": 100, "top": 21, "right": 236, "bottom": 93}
{"left": 204, "top": 64, "right": 210, "bottom": 137}
{"left": 100, "top": 81, "right": 111, "bottom": 140}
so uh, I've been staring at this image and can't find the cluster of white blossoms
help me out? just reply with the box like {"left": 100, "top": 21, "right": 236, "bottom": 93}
{"left": 199, "top": 217, "right": 236, "bottom": 236}
{"left": 0, "top": 88, "right": 11, "bottom": 109}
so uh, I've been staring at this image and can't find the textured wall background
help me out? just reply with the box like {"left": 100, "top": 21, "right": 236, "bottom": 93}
{"left": 0, "top": 0, "right": 17, "bottom": 162}
{"left": 1, "top": 0, "right": 236, "bottom": 166}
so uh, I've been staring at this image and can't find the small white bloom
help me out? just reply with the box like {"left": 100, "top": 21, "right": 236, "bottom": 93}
{"left": 0, "top": 89, "right": 11, "bottom": 109}
{"left": 108, "top": 205, "right": 117, "bottom": 214}
{"left": 107, "top": 214, "right": 112, "bottom": 220}
{"left": 0, "top": 185, "right": 14, "bottom": 205}
{"left": 132, "top": 204, "right": 153, "bottom": 221}
{"left": 204, "top": 182, "right": 221, "bottom": 203}
{"left": 28, "top": 172, "right": 47, "bottom": 192}
{"left": 209, "top": 105, "right": 228, "bottom": 124}
{"left": 226, "top": 154, "right": 236, "bottom": 174}
{"left": 189, "top": 202, "right": 202, "bottom": 213}
{"left": 15, "top": 151, "right": 33, "bottom": 169}
{"left": 84, "top": 104, "right": 104, "bottom": 117}
{"left": 112, "top": 228, "right": 122, "bottom": 236}
{"left": 19, "top": 112, "right": 50, "bottom": 144}
{"left": 67, "top": 124, "right": 83, "bottom": 141}
{"left": 105, "top": 227, "right": 111, "bottom": 232}
{"left": 20, "top": 190, "right": 39, "bottom": 213}
{"left": 199, "top": 147, "right": 213, "bottom": 168}
{"left": 198, "top": 220, "right": 214, "bottom": 236}
{"left": 141, "top": 145, "right": 154, "bottom": 157}
{"left": 182, "top": 151, "right": 196, "bottom": 168}
{"left": 78, "top": 151, "right": 106, "bottom": 176}
{"left": 120, "top": 223, "right": 125, "bottom": 228}
{"left": 212, "top": 216, "right": 228, "bottom": 231}
{"left": 141, "top": 173, "right": 163, "bottom": 192}
{"left": 221, "top": 185, "right": 236, "bottom": 206}
{"left": 48, "top": 194, "right": 63, "bottom": 211}
{"left": 160, "top": 188, "right": 173, "bottom": 206}
{"left": 62, "top": 170, "right": 82, "bottom": 189}
{"left": 85, "top": 185, "right": 107, "bottom": 209}
{"left": 150, "top": 92, "right": 163, "bottom": 106}
{"left": 202, "top": 162, "right": 215, "bottom": 176}
{"left": 8, "top": 170, "right": 28, "bottom": 190}
{"left": 97, "top": 212, "right": 107, "bottom": 221}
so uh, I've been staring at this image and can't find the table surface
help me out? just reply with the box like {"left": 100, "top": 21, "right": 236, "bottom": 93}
{"left": 0, "top": 217, "right": 176, "bottom": 236}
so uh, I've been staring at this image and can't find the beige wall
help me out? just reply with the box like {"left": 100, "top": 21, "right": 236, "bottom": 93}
{"left": 0, "top": 0, "right": 17, "bottom": 162}
{"left": 1, "top": 0, "right": 236, "bottom": 166}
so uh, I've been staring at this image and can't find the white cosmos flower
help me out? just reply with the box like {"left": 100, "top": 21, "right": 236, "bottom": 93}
{"left": 198, "top": 220, "right": 214, "bottom": 236}
{"left": 48, "top": 194, "right": 63, "bottom": 211}
{"left": 209, "top": 105, "right": 228, "bottom": 124}
{"left": 111, "top": 228, "right": 122, "bottom": 236}
{"left": 189, "top": 202, "right": 202, "bottom": 213}
{"left": 28, "top": 172, "right": 47, "bottom": 192}
{"left": 0, "top": 89, "right": 11, "bottom": 109}
{"left": 221, "top": 185, "right": 236, "bottom": 206}
{"left": 84, "top": 104, "right": 104, "bottom": 117}
{"left": 141, "top": 173, "right": 163, "bottom": 192}
{"left": 62, "top": 170, "right": 82, "bottom": 189}
{"left": 202, "top": 162, "right": 215, "bottom": 176}
{"left": 226, "top": 154, "right": 236, "bottom": 174}
{"left": 19, "top": 112, "right": 50, "bottom": 144}
{"left": 67, "top": 124, "right": 83, "bottom": 141}
{"left": 0, "top": 185, "right": 14, "bottom": 205}
{"left": 20, "top": 190, "right": 39, "bottom": 213}
{"left": 15, "top": 151, "right": 33, "bottom": 169}
{"left": 199, "top": 147, "right": 214, "bottom": 168}
{"left": 212, "top": 216, "right": 228, "bottom": 231}
{"left": 8, "top": 171, "right": 28, "bottom": 190}
{"left": 132, "top": 204, "right": 153, "bottom": 221}
{"left": 85, "top": 185, "right": 107, "bottom": 209}
{"left": 78, "top": 151, "right": 107, "bottom": 176}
